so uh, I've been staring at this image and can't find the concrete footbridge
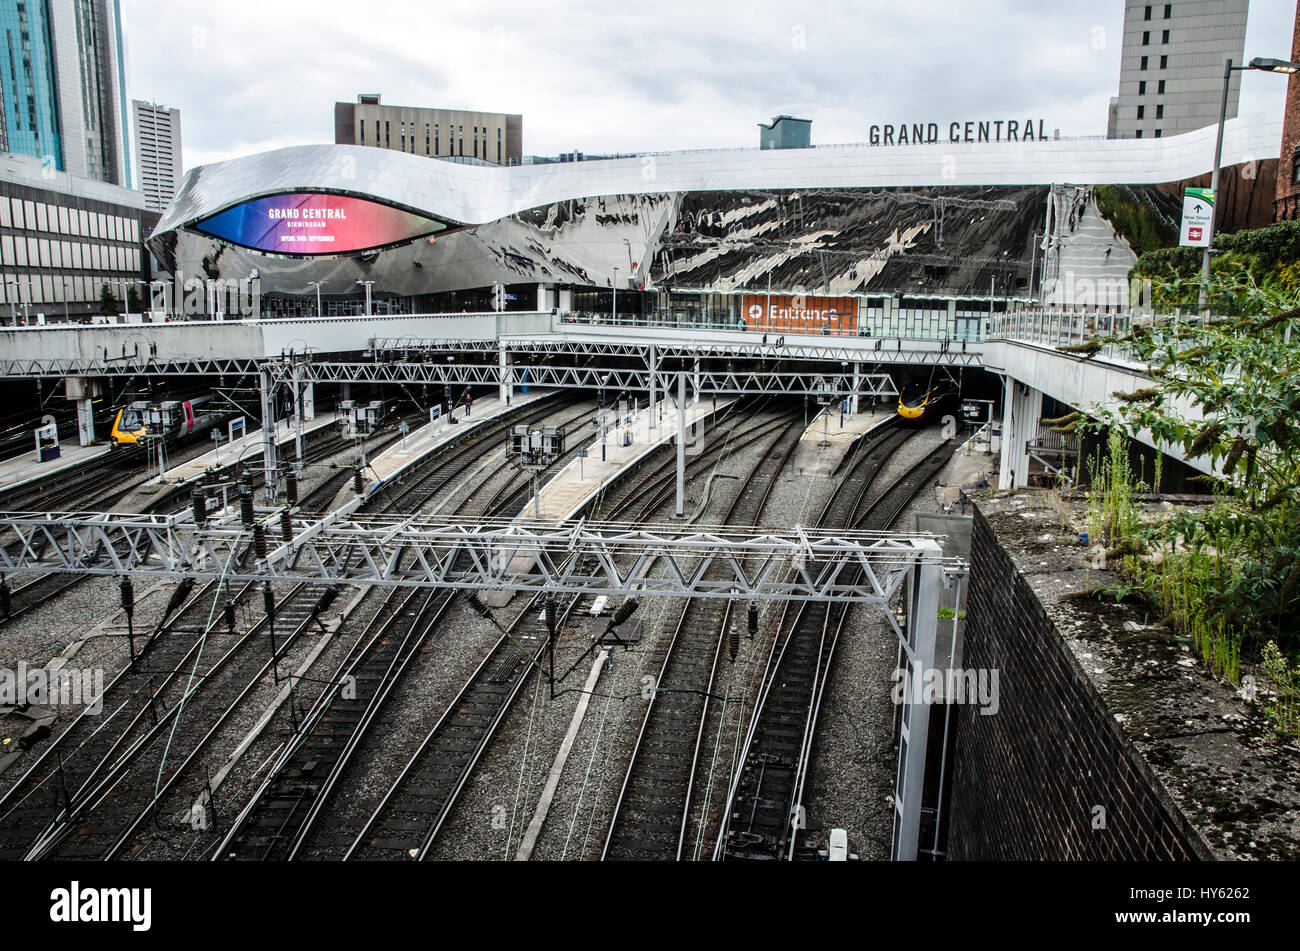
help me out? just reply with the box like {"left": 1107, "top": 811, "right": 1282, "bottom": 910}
{"left": 0, "top": 307, "right": 1203, "bottom": 486}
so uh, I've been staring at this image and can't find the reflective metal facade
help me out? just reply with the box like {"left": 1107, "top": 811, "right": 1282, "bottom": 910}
{"left": 147, "top": 114, "right": 1282, "bottom": 304}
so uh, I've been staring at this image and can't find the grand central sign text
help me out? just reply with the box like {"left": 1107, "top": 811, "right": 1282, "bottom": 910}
{"left": 869, "top": 119, "right": 1050, "bottom": 146}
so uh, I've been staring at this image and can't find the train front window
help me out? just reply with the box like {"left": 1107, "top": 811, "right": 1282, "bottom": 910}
{"left": 120, "top": 409, "right": 142, "bottom": 431}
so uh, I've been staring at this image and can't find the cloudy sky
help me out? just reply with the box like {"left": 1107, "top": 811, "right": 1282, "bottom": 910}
{"left": 120, "top": 0, "right": 1296, "bottom": 171}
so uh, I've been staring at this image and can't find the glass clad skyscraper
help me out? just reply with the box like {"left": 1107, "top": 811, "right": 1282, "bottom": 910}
{"left": 0, "top": 0, "right": 129, "bottom": 186}
{"left": 0, "top": 0, "right": 64, "bottom": 169}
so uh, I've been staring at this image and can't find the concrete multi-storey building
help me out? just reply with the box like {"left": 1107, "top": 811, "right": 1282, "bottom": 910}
{"left": 0, "top": 151, "right": 151, "bottom": 323}
{"left": 0, "top": 0, "right": 131, "bottom": 185}
{"left": 132, "top": 101, "right": 182, "bottom": 213}
{"left": 333, "top": 94, "right": 522, "bottom": 166}
{"left": 1107, "top": 0, "right": 1249, "bottom": 140}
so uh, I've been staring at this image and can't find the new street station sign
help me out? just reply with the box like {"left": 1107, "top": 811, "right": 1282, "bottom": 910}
{"left": 1179, "top": 187, "right": 1215, "bottom": 247}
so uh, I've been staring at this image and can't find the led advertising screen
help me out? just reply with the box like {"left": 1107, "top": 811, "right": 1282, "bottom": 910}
{"left": 193, "top": 193, "right": 446, "bottom": 255}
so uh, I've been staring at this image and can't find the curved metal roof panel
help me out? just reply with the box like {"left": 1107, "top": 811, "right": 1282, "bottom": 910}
{"left": 155, "top": 113, "right": 1281, "bottom": 235}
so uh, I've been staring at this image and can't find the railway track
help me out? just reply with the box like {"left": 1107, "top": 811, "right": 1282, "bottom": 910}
{"left": 716, "top": 429, "right": 958, "bottom": 861}
{"left": 0, "top": 419, "right": 365, "bottom": 630}
{"left": 601, "top": 412, "right": 805, "bottom": 860}
{"left": 0, "top": 574, "right": 254, "bottom": 859}
{"left": 12, "top": 397, "right": 578, "bottom": 860}
{"left": 27, "top": 577, "right": 347, "bottom": 860}
{"left": 207, "top": 396, "right": 597, "bottom": 860}
{"left": 339, "top": 402, "right": 780, "bottom": 860}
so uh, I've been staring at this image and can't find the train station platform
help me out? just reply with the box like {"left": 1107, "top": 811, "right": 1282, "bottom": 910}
{"left": 332, "top": 390, "right": 554, "bottom": 511}
{"left": 483, "top": 395, "right": 731, "bottom": 606}
{"left": 936, "top": 437, "right": 999, "bottom": 514}
{"left": 790, "top": 402, "right": 894, "bottom": 477}
{"left": 527, "top": 395, "right": 729, "bottom": 523}
{"left": 0, "top": 440, "right": 112, "bottom": 494}
{"left": 144, "top": 410, "right": 344, "bottom": 488}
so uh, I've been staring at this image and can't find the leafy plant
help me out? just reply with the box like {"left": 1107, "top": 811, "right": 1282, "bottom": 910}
{"left": 1083, "top": 273, "right": 1300, "bottom": 722}
{"left": 1262, "top": 640, "right": 1299, "bottom": 738}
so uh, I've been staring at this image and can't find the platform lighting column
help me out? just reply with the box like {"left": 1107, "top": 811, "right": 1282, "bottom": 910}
{"left": 612, "top": 268, "right": 619, "bottom": 324}
{"left": 601, "top": 374, "right": 610, "bottom": 462}
{"left": 648, "top": 345, "right": 657, "bottom": 431}
{"left": 676, "top": 371, "right": 686, "bottom": 517}
{"left": 292, "top": 357, "right": 305, "bottom": 464}
{"left": 356, "top": 280, "right": 374, "bottom": 316}
{"left": 309, "top": 281, "right": 323, "bottom": 318}
{"left": 260, "top": 365, "right": 278, "bottom": 503}
{"left": 1199, "top": 57, "right": 1299, "bottom": 313}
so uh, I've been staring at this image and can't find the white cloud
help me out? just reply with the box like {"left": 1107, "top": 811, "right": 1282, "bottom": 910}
{"left": 120, "top": 0, "right": 1294, "bottom": 171}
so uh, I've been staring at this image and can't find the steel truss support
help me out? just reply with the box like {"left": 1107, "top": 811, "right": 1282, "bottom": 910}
{"left": 369, "top": 335, "right": 981, "bottom": 367}
{"left": 266, "top": 360, "right": 898, "bottom": 398}
{"left": 0, "top": 510, "right": 963, "bottom": 858}
{"left": 0, "top": 356, "right": 266, "bottom": 380}
{"left": 892, "top": 539, "right": 943, "bottom": 861}
{"left": 259, "top": 365, "right": 278, "bottom": 503}
{"left": 0, "top": 511, "right": 961, "bottom": 605}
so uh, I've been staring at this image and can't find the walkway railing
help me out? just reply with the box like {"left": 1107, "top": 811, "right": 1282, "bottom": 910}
{"left": 557, "top": 310, "right": 988, "bottom": 343}
{"left": 989, "top": 309, "right": 1227, "bottom": 366}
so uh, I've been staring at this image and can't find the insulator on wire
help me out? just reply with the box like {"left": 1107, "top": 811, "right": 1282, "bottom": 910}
{"left": 253, "top": 524, "right": 268, "bottom": 561}
{"left": 468, "top": 593, "right": 493, "bottom": 619}
{"left": 748, "top": 601, "right": 759, "bottom": 639}
{"left": 729, "top": 623, "right": 739, "bottom": 662}
{"left": 313, "top": 585, "right": 341, "bottom": 616}
{"left": 262, "top": 584, "right": 275, "bottom": 619}
{"left": 280, "top": 508, "right": 293, "bottom": 543}
{"left": 162, "top": 577, "right": 194, "bottom": 618}
{"left": 191, "top": 487, "right": 207, "bottom": 525}
{"left": 353, "top": 467, "right": 364, "bottom": 495}
{"left": 119, "top": 577, "right": 135, "bottom": 616}
{"left": 239, "top": 479, "right": 254, "bottom": 527}
{"left": 611, "top": 597, "right": 640, "bottom": 627}
{"left": 285, "top": 469, "right": 299, "bottom": 506}
{"left": 223, "top": 601, "right": 236, "bottom": 632}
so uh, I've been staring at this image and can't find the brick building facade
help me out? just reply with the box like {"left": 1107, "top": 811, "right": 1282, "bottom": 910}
{"left": 1276, "top": 5, "right": 1300, "bottom": 220}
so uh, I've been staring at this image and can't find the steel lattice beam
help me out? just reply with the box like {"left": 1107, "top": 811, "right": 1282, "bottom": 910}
{"left": 0, "top": 511, "right": 960, "bottom": 604}
{"left": 266, "top": 360, "right": 901, "bottom": 396}
{"left": 0, "top": 356, "right": 266, "bottom": 379}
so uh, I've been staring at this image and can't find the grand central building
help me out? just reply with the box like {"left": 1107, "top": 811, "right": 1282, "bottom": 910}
{"left": 148, "top": 111, "right": 1282, "bottom": 334}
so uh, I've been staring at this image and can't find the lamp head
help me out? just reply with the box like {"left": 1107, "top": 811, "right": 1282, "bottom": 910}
{"left": 1249, "top": 57, "right": 1300, "bottom": 74}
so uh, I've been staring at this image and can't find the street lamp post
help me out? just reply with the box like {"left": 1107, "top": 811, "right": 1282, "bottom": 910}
{"left": 308, "top": 281, "right": 324, "bottom": 318}
{"left": 7, "top": 278, "right": 32, "bottom": 326}
{"left": 1199, "top": 56, "right": 1300, "bottom": 313}
{"left": 355, "top": 280, "right": 374, "bottom": 316}
{"left": 612, "top": 268, "right": 618, "bottom": 324}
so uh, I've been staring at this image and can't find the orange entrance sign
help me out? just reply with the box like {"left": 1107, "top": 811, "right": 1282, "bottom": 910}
{"left": 739, "top": 294, "right": 858, "bottom": 335}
